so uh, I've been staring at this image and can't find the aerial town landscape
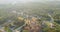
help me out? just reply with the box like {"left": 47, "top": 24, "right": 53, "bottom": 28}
{"left": 0, "top": 0, "right": 60, "bottom": 32}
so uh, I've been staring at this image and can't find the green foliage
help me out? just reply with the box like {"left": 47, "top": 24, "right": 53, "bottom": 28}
{"left": 43, "top": 22, "right": 60, "bottom": 32}
{"left": 4, "top": 26, "right": 12, "bottom": 32}
{"left": 22, "top": 30, "right": 29, "bottom": 32}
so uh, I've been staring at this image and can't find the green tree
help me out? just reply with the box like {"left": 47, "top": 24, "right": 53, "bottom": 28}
{"left": 4, "top": 26, "right": 12, "bottom": 32}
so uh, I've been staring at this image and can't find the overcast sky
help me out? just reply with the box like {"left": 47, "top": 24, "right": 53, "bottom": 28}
{"left": 0, "top": 0, "right": 60, "bottom": 4}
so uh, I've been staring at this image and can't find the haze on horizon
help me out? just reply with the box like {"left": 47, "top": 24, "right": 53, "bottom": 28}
{"left": 0, "top": 0, "right": 60, "bottom": 4}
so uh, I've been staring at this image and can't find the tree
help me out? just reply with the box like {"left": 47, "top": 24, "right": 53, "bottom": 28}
{"left": 4, "top": 26, "right": 12, "bottom": 32}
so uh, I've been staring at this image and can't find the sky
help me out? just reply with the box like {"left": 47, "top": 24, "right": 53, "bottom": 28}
{"left": 0, "top": 0, "right": 60, "bottom": 4}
